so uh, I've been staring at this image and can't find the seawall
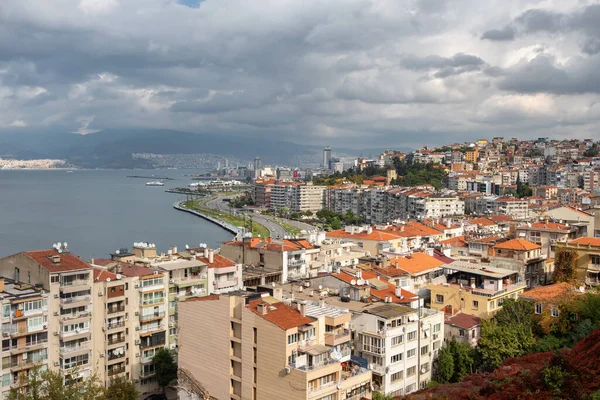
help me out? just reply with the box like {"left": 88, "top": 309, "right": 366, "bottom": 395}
{"left": 173, "top": 201, "right": 242, "bottom": 240}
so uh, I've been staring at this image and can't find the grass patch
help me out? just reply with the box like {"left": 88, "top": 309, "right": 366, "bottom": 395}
{"left": 182, "top": 200, "right": 270, "bottom": 238}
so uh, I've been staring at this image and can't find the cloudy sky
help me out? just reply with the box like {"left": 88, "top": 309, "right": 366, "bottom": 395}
{"left": 1, "top": 0, "right": 599, "bottom": 148}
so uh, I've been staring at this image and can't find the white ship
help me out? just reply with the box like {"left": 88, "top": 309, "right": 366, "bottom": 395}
{"left": 146, "top": 181, "right": 165, "bottom": 186}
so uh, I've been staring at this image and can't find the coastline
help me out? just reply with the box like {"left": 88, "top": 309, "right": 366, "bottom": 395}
{"left": 173, "top": 201, "right": 242, "bottom": 241}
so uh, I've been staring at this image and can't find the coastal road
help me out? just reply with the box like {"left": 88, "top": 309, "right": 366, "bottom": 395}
{"left": 206, "top": 197, "right": 290, "bottom": 239}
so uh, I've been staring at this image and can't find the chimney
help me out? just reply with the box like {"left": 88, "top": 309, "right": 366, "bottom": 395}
{"left": 91, "top": 257, "right": 95, "bottom": 265}
{"left": 395, "top": 286, "right": 401, "bottom": 297}
{"left": 447, "top": 220, "right": 451, "bottom": 228}
{"left": 116, "top": 263, "right": 123, "bottom": 274}
{"left": 51, "top": 255, "right": 61, "bottom": 264}
{"left": 203, "top": 248, "right": 209, "bottom": 258}
{"left": 257, "top": 302, "right": 269, "bottom": 315}
{"left": 298, "top": 300, "right": 307, "bottom": 317}
{"left": 172, "top": 246, "right": 177, "bottom": 254}
{"left": 208, "top": 250, "right": 214, "bottom": 264}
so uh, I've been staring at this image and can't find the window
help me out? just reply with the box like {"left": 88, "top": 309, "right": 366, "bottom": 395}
{"left": 391, "top": 353, "right": 403, "bottom": 363}
{"left": 407, "top": 366, "right": 416, "bottom": 377}
{"left": 591, "top": 255, "right": 600, "bottom": 265}
{"left": 391, "top": 335, "right": 403, "bottom": 346}
{"left": 391, "top": 370, "right": 403, "bottom": 382}
{"left": 535, "top": 303, "right": 542, "bottom": 314}
{"left": 27, "top": 316, "right": 45, "bottom": 332}
{"left": 551, "top": 306, "right": 559, "bottom": 318}
{"left": 459, "top": 329, "right": 465, "bottom": 337}
{"left": 433, "top": 323, "right": 441, "bottom": 333}
{"left": 433, "top": 341, "right": 440, "bottom": 351}
{"left": 287, "top": 333, "right": 299, "bottom": 345}
{"left": 421, "top": 345, "right": 429, "bottom": 356}
{"left": 407, "top": 349, "right": 416, "bottom": 358}
{"left": 489, "top": 301, "right": 495, "bottom": 310}
{"left": 435, "top": 294, "right": 444, "bottom": 304}
{"left": 141, "top": 277, "right": 163, "bottom": 287}
{"left": 2, "top": 305, "right": 9, "bottom": 319}
{"left": 472, "top": 300, "right": 479, "bottom": 309}
{"left": 1, "top": 373, "right": 10, "bottom": 388}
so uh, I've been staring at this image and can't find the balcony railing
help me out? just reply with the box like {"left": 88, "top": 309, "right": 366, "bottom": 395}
{"left": 60, "top": 329, "right": 90, "bottom": 339}
{"left": 60, "top": 279, "right": 88, "bottom": 288}
{"left": 60, "top": 295, "right": 91, "bottom": 305}
{"left": 139, "top": 368, "right": 156, "bottom": 378}
{"left": 325, "top": 329, "right": 351, "bottom": 346}
{"left": 361, "top": 343, "right": 385, "bottom": 355}
{"left": 140, "top": 312, "right": 166, "bottom": 322}
{"left": 470, "top": 282, "right": 527, "bottom": 298}
{"left": 289, "top": 357, "right": 337, "bottom": 372}
{"left": 108, "top": 366, "right": 126, "bottom": 376}
{"left": 140, "top": 324, "right": 163, "bottom": 334}
{"left": 106, "top": 321, "right": 125, "bottom": 330}
{"left": 60, "top": 311, "right": 91, "bottom": 321}
{"left": 141, "top": 298, "right": 165, "bottom": 307}
{"left": 60, "top": 342, "right": 90, "bottom": 355}
{"left": 288, "top": 259, "right": 305, "bottom": 267}
{"left": 213, "top": 280, "right": 238, "bottom": 290}
{"left": 107, "top": 305, "right": 125, "bottom": 314}
{"left": 107, "top": 336, "right": 125, "bottom": 345}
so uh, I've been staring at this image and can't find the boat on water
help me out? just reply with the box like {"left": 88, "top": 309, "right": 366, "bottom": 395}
{"left": 146, "top": 181, "right": 165, "bottom": 186}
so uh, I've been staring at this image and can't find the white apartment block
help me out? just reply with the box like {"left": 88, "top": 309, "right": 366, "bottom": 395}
{"left": 353, "top": 304, "right": 444, "bottom": 397}
{"left": 291, "top": 185, "right": 327, "bottom": 212}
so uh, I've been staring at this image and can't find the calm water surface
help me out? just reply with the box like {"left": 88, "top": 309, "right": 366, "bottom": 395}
{"left": 0, "top": 169, "right": 233, "bottom": 259}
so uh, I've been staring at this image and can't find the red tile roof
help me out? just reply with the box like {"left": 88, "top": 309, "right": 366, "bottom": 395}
{"left": 188, "top": 250, "right": 236, "bottom": 269}
{"left": 327, "top": 229, "right": 402, "bottom": 242}
{"left": 518, "top": 282, "right": 578, "bottom": 301}
{"left": 93, "top": 267, "right": 119, "bottom": 282}
{"left": 25, "top": 250, "right": 91, "bottom": 273}
{"left": 223, "top": 239, "right": 313, "bottom": 253}
{"left": 528, "top": 222, "right": 572, "bottom": 231}
{"left": 332, "top": 269, "right": 417, "bottom": 304}
{"left": 445, "top": 313, "right": 481, "bottom": 329}
{"left": 493, "top": 238, "right": 541, "bottom": 251}
{"left": 467, "top": 217, "right": 496, "bottom": 227}
{"left": 246, "top": 299, "right": 314, "bottom": 330}
{"left": 440, "top": 236, "right": 467, "bottom": 247}
{"left": 569, "top": 237, "right": 600, "bottom": 246}
{"left": 93, "top": 259, "right": 158, "bottom": 277}
{"left": 386, "top": 253, "right": 446, "bottom": 275}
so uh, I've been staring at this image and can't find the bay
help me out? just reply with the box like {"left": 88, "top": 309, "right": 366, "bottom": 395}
{"left": 0, "top": 169, "right": 233, "bottom": 260}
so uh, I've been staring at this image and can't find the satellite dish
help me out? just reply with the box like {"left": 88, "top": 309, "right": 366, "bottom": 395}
{"left": 318, "top": 285, "right": 323, "bottom": 290}
{"left": 351, "top": 280, "right": 357, "bottom": 286}
{"left": 116, "top": 250, "right": 120, "bottom": 255}
{"left": 357, "top": 279, "right": 364, "bottom": 286}
{"left": 185, "top": 245, "right": 189, "bottom": 249}
{"left": 106, "top": 278, "right": 111, "bottom": 282}
{"left": 63, "top": 242, "right": 68, "bottom": 248}
{"left": 421, "top": 366, "right": 427, "bottom": 374}
{"left": 58, "top": 249, "right": 62, "bottom": 254}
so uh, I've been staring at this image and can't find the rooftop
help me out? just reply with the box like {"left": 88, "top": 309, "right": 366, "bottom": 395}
{"left": 446, "top": 260, "right": 517, "bottom": 279}
{"left": 568, "top": 237, "right": 600, "bottom": 247}
{"left": 366, "top": 303, "right": 416, "bottom": 319}
{"left": 246, "top": 297, "right": 314, "bottom": 330}
{"left": 493, "top": 238, "right": 541, "bottom": 251}
{"left": 519, "top": 282, "right": 581, "bottom": 301}
{"left": 24, "top": 249, "right": 91, "bottom": 273}
{"left": 445, "top": 313, "right": 481, "bottom": 329}
{"left": 1, "top": 278, "right": 45, "bottom": 300}
{"left": 386, "top": 252, "right": 446, "bottom": 275}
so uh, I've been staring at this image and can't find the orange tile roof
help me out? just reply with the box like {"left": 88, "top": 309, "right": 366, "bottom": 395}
{"left": 493, "top": 238, "right": 541, "bottom": 251}
{"left": 332, "top": 270, "right": 417, "bottom": 304}
{"left": 25, "top": 250, "right": 91, "bottom": 273}
{"left": 467, "top": 217, "right": 496, "bottom": 227}
{"left": 469, "top": 236, "right": 502, "bottom": 244}
{"left": 568, "top": 237, "right": 600, "bottom": 247}
{"left": 567, "top": 206, "right": 593, "bottom": 216}
{"left": 440, "top": 236, "right": 467, "bottom": 247}
{"left": 187, "top": 250, "right": 237, "bottom": 269}
{"left": 384, "top": 222, "right": 443, "bottom": 237}
{"left": 518, "top": 282, "right": 578, "bottom": 301}
{"left": 528, "top": 222, "right": 573, "bottom": 231}
{"left": 246, "top": 299, "right": 314, "bottom": 330}
{"left": 386, "top": 253, "right": 446, "bottom": 275}
{"left": 93, "top": 267, "right": 119, "bottom": 282}
{"left": 327, "top": 229, "right": 402, "bottom": 242}
{"left": 488, "top": 215, "right": 513, "bottom": 223}
{"left": 91, "top": 259, "right": 157, "bottom": 277}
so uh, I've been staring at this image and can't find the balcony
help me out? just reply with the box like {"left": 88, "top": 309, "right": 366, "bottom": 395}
{"left": 60, "top": 329, "right": 90, "bottom": 341}
{"left": 469, "top": 282, "right": 527, "bottom": 298}
{"left": 139, "top": 368, "right": 156, "bottom": 378}
{"left": 140, "top": 324, "right": 163, "bottom": 335}
{"left": 369, "top": 363, "right": 386, "bottom": 375}
{"left": 141, "top": 298, "right": 165, "bottom": 307}
{"left": 60, "top": 342, "right": 90, "bottom": 355}
{"left": 325, "top": 329, "right": 351, "bottom": 347}
{"left": 60, "top": 311, "right": 91, "bottom": 322}
{"left": 140, "top": 311, "right": 166, "bottom": 322}
{"left": 361, "top": 343, "right": 385, "bottom": 355}
{"left": 9, "top": 357, "right": 47, "bottom": 372}
{"left": 60, "top": 295, "right": 91, "bottom": 307}
{"left": 108, "top": 366, "right": 126, "bottom": 376}
{"left": 308, "top": 379, "right": 338, "bottom": 397}
{"left": 213, "top": 280, "right": 238, "bottom": 290}
{"left": 106, "top": 321, "right": 126, "bottom": 331}
{"left": 60, "top": 279, "right": 89, "bottom": 293}
{"left": 107, "top": 336, "right": 126, "bottom": 346}
{"left": 138, "top": 283, "right": 164, "bottom": 293}
{"left": 288, "top": 258, "right": 305, "bottom": 267}
{"left": 107, "top": 305, "right": 125, "bottom": 314}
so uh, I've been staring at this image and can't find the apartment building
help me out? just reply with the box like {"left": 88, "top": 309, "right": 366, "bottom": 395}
{"left": 428, "top": 261, "right": 527, "bottom": 318}
{"left": 221, "top": 238, "right": 314, "bottom": 282}
{"left": 178, "top": 292, "right": 372, "bottom": 400}
{"left": 92, "top": 259, "right": 169, "bottom": 396}
{"left": 353, "top": 304, "right": 444, "bottom": 397}
{"left": 556, "top": 237, "right": 600, "bottom": 286}
{"left": 444, "top": 313, "right": 481, "bottom": 347}
{"left": 490, "top": 238, "right": 546, "bottom": 288}
{"left": 0, "top": 278, "right": 48, "bottom": 398}
{"left": 326, "top": 226, "right": 403, "bottom": 256}
{"left": 0, "top": 247, "right": 95, "bottom": 384}
{"left": 516, "top": 221, "right": 579, "bottom": 258}
{"left": 292, "top": 185, "right": 327, "bottom": 213}
{"left": 327, "top": 188, "right": 364, "bottom": 217}
{"left": 303, "top": 240, "right": 368, "bottom": 277}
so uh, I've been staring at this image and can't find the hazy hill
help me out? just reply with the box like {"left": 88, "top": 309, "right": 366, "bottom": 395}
{"left": 0, "top": 129, "right": 410, "bottom": 168}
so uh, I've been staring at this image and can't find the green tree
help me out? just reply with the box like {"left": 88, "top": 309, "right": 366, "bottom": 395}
{"left": 330, "top": 216, "right": 342, "bottom": 230}
{"left": 153, "top": 348, "right": 178, "bottom": 394}
{"left": 8, "top": 368, "right": 103, "bottom": 400}
{"left": 478, "top": 320, "right": 536, "bottom": 370}
{"left": 371, "top": 392, "right": 393, "bottom": 400}
{"left": 434, "top": 344, "right": 455, "bottom": 384}
{"left": 493, "top": 298, "right": 535, "bottom": 328}
{"left": 104, "top": 376, "right": 139, "bottom": 400}
{"left": 554, "top": 248, "right": 577, "bottom": 282}
{"left": 450, "top": 339, "right": 476, "bottom": 382}
{"left": 515, "top": 177, "right": 533, "bottom": 198}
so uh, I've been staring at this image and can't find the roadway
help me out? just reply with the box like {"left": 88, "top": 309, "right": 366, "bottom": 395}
{"left": 205, "top": 196, "right": 316, "bottom": 239}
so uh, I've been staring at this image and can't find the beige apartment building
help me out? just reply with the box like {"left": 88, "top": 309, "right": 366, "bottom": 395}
{"left": 178, "top": 291, "right": 372, "bottom": 400}
{"left": 1, "top": 278, "right": 49, "bottom": 398}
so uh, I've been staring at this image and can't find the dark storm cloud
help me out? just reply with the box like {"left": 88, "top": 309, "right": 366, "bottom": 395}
{"left": 481, "top": 26, "right": 516, "bottom": 41}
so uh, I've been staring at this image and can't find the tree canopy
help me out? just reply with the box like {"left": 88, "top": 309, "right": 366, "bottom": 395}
{"left": 152, "top": 348, "right": 178, "bottom": 393}
{"left": 554, "top": 248, "right": 577, "bottom": 282}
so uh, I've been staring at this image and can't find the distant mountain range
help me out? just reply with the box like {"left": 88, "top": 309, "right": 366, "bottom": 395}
{"left": 0, "top": 129, "right": 410, "bottom": 169}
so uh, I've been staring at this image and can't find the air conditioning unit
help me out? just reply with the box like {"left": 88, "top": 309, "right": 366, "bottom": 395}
{"left": 53, "top": 311, "right": 59, "bottom": 316}
{"left": 169, "top": 279, "right": 174, "bottom": 284}
{"left": 98, "top": 292, "right": 104, "bottom": 297}
{"left": 135, "top": 326, "right": 140, "bottom": 331}
{"left": 134, "top": 284, "right": 139, "bottom": 289}
{"left": 135, "top": 340, "right": 140, "bottom": 345}
{"left": 169, "top": 343, "right": 177, "bottom": 350}
{"left": 134, "top": 311, "right": 139, "bottom": 316}
{"left": 22, "top": 353, "right": 28, "bottom": 360}
{"left": 54, "top": 294, "right": 59, "bottom": 299}
{"left": 53, "top": 332, "right": 59, "bottom": 336}
{"left": 54, "top": 361, "right": 60, "bottom": 367}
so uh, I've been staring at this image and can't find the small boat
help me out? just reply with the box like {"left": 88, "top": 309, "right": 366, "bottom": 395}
{"left": 66, "top": 170, "right": 74, "bottom": 173}
{"left": 146, "top": 181, "right": 165, "bottom": 186}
